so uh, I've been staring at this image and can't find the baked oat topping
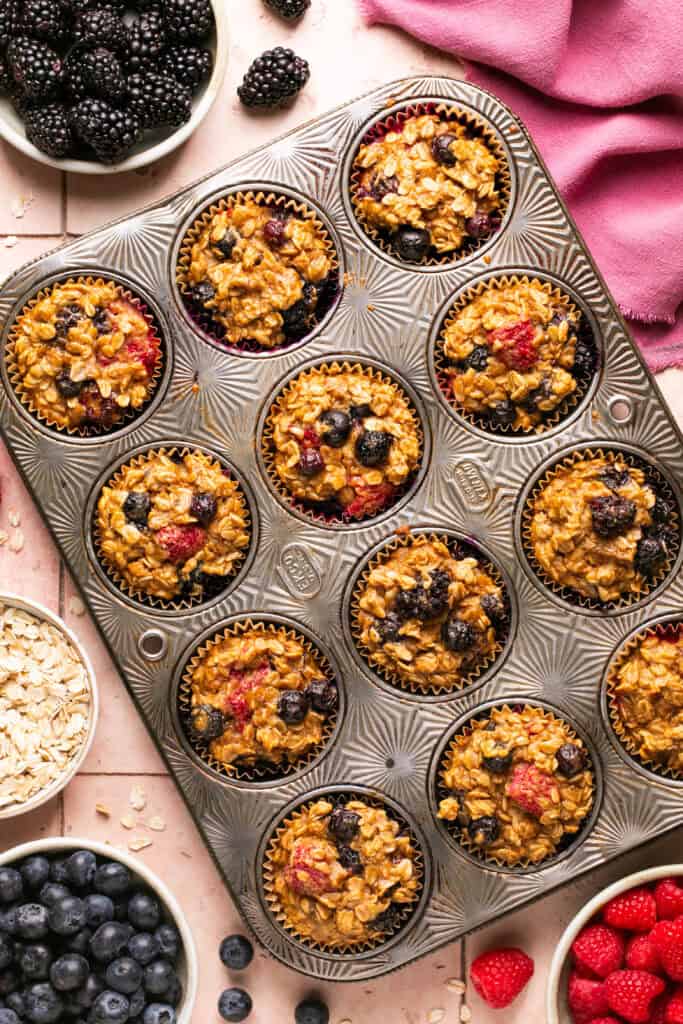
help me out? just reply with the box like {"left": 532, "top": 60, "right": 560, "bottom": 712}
{"left": 96, "top": 449, "right": 250, "bottom": 603}
{"left": 267, "top": 365, "right": 421, "bottom": 519}
{"left": 267, "top": 798, "right": 419, "bottom": 947}
{"left": 611, "top": 627, "right": 683, "bottom": 773}
{"left": 9, "top": 278, "right": 161, "bottom": 432}
{"left": 353, "top": 113, "right": 502, "bottom": 260}
{"left": 186, "top": 625, "right": 337, "bottom": 770}
{"left": 0, "top": 603, "right": 91, "bottom": 810}
{"left": 528, "top": 455, "right": 674, "bottom": 604}
{"left": 442, "top": 279, "right": 592, "bottom": 432}
{"left": 355, "top": 536, "right": 506, "bottom": 691}
{"left": 181, "top": 197, "right": 334, "bottom": 350}
{"left": 438, "top": 706, "right": 594, "bottom": 865}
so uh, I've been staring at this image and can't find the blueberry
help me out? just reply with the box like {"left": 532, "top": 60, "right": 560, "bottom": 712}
{"left": 482, "top": 749, "right": 513, "bottom": 774}
{"left": 523, "top": 377, "right": 553, "bottom": 412}
{"left": 191, "top": 280, "right": 215, "bottom": 307}
{"left": 56, "top": 368, "right": 84, "bottom": 400}
{"left": 304, "top": 678, "right": 338, "bottom": 714}
{"left": 465, "top": 211, "right": 497, "bottom": 239}
{"left": 144, "top": 1005, "right": 176, "bottom": 1024}
{"left": 652, "top": 496, "right": 673, "bottom": 523}
{"left": 370, "top": 904, "right": 402, "bottom": 933}
{"left": 95, "top": 863, "right": 131, "bottom": 899}
{"left": 0, "top": 1008, "right": 19, "bottom": 1023}
{"left": 66, "top": 851, "right": 97, "bottom": 890}
{"left": 17, "top": 942, "right": 52, "bottom": 980}
{"left": 49, "top": 860, "right": 70, "bottom": 886}
{"left": 369, "top": 174, "right": 399, "bottom": 200}
{"left": 489, "top": 399, "right": 516, "bottom": 428}
{"left": 105, "top": 956, "right": 143, "bottom": 995}
{"left": 20, "top": 858, "right": 50, "bottom": 891}
{"left": 556, "top": 743, "right": 586, "bottom": 778}
{"left": 153, "top": 925, "right": 180, "bottom": 962}
{"left": 92, "top": 307, "right": 111, "bottom": 335}
{"left": 349, "top": 403, "right": 372, "bottom": 421}
{"left": 374, "top": 612, "right": 402, "bottom": 643}
{"left": 123, "top": 492, "right": 151, "bottom": 527}
{"left": 128, "top": 932, "right": 160, "bottom": 966}
{"left": 0, "top": 872, "right": 22, "bottom": 905}
{"left": 75, "top": 972, "right": 104, "bottom": 1010}
{"left": 463, "top": 345, "right": 489, "bottom": 372}
{"left": 90, "top": 922, "right": 131, "bottom": 963}
{"left": 277, "top": 690, "right": 310, "bottom": 725}
{"left": 337, "top": 847, "right": 363, "bottom": 875}
{"left": 0, "top": 936, "right": 12, "bottom": 971}
{"left": 91, "top": 990, "right": 130, "bottom": 1024}
{"left": 85, "top": 894, "right": 114, "bottom": 929}
{"left": 219, "top": 934, "right": 253, "bottom": 971}
{"left": 24, "top": 982, "right": 63, "bottom": 1023}
{"left": 190, "top": 491, "right": 218, "bottom": 525}
{"left": 49, "top": 953, "right": 89, "bottom": 992}
{"left": 0, "top": 968, "right": 19, "bottom": 996}
{"left": 48, "top": 896, "right": 86, "bottom": 936}
{"left": 320, "top": 409, "right": 351, "bottom": 448}
{"left": 214, "top": 230, "right": 239, "bottom": 260}
{"left": 468, "top": 815, "right": 500, "bottom": 845}
{"left": 355, "top": 430, "right": 393, "bottom": 467}
{"left": 395, "top": 225, "right": 431, "bottom": 262}
{"left": 441, "top": 619, "right": 476, "bottom": 652}
{"left": 39, "top": 884, "right": 70, "bottom": 908}
{"left": 4, "top": 992, "right": 24, "bottom": 1018}
{"left": 281, "top": 298, "right": 310, "bottom": 336}
{"left": 128, "top": 893, "right": 161, "bottom": 932}
{"left": 129, "top": 986, "right": 145, "bottom": 1017}
{"left": 298, "top": 448, "right": 325, "bottom": 476}
{"left": 295, "top": 998, "right": 330, "bottom": 1024}
{"left": 55, "top": 305, "right": 83, "bottom": 338}
{"left": 218, "top": 988, "right": 252, "bottom": 1022}
{"left": 480, "top": 593, "right": 505, "bottom": 624}
{"left": 144, "top": 960, "right": 175, "bottom": 996}
{"left": 431, "top": 132, "right": 457, "bottom": 166}
{"left": 65, "top": 927, "right": 93, "bottom": 956}
{"left": 264, "top": 217, "right": 286, "bottom": 247}
{"left": 15, "top": 904, "right": 49, "bottom": 941}
{"left": 328, "top": 807, "right": 360, "bottom": 843}
{"left": 160, "top": 975, "right": 182, "bottom": 1008}
{"left": 0, "top": 908, "right": 17, "bottom": 936}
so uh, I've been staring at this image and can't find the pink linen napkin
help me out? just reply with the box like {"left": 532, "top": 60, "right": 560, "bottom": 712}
{"left": 358, "top": 0, "right": 683, "bottom": 372}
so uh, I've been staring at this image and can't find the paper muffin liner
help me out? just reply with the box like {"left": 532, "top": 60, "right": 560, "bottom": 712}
{"left": 177, "top": 618, "right": 338, "bottom": 783}
{"left": 261, "top": 360, "right": 424, "bottom": 527}
{"left": 349, "top": 530, "right": 511, "bottom": 695}
{"left": 606, "top": 620, "right": 683, "bottom": 781}
{"left": 521, "top": 447, "right": 681, "bottom": 611}
{"left": 262, "top": 791, "right": 424, "bottom": 954}
{"left": 92, "top": 445, "right": 252, "bottom": 612}
{"left": 433, "top": 274, "right": 598, "bottom": 436}
{"left": 176, "top": 190, "right": 340, "bottom": 354}
{"left": 435, "top": 703, "right": 596, "bottom": 870}
{"left": 349, "top": 102, "right": 511, "bottom": 267}
{"left": 6, "top": 276, "right": 164, "bottom": 438}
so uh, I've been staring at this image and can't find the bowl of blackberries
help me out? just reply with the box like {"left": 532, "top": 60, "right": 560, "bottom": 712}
{"left": 0, "top": 838, "right": 198, "bottom": 1023}
{"left": 0, "top": 0, "right": 228, "bottom": 172}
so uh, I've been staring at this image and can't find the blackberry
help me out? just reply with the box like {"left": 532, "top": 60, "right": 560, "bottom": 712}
{"left": 590, "top": 494, "right": 637, "bottom": 538}
{"left": 24, "top": 102, "right": 73, "bottom": 157}
{"left": 264, "top": 0, "right": 311, "bottom": 19}
{"left": 573, "top": 336, "right": 595, "bottom": 377}
{"left": 158, "top": 45, "right": 212, "bottom": 91}
{"left": 237, "top": 46, "right": 310, "bottom": 109}
{"left": 126, "top": 8, "right": 165, "bottom": 74}
{"left": 599, "top": 465, "right": 631, "bottom": 492}
{"left": 164, "top": 0, "right": 214, "bottom": 42}
{"left": 489, "top": 398, "right": 516, "bottom": 428}
{"left": 74, "top": 6, "right": 128, "bottom": 54}
{"left": 463, "top": 344, "right": 489, "bottom": 372}
{"left": 441, "top": 618, "right": 477, "bottom": 652}
{"left": 7, "top": 36, "right": 63, "bottom": 99}
{"left": 127, "top": 72, "right": 192, "bottom": 129}
{"left": 328, "top": 807, "right": 360, "bottom": 843}
{"left": 374, "top": 611, "right": 402, "bottom": 643}
{"left": 70, "top": 98, "right": 141, "bottom": 164}
{"left": 371, "top": 904, "right": 402, "bottom": 933}
{"left": 337, "top": 846, "right": 363, "bottom": 874}
{"left": 66, "top": 47, "right": 126, "bottom": 103}
{"left": 0, "top": 0, "right": 20, "bottom": 49}
{"left": 64, "top": 0, "right": 125, "bottom": 11}
{"left": 394, "top": 585, "right": 422, "bottom": 620}
{"left": 21, "top": 0, "right": 69, "bottom": 44}
{"left": 0, "top": 56, "right": 12, "bottom": 94}
{"left": 415, "top": 568, "right": 450, "bottom": 620}
{"left": 635, "top": 534, "right": 668, "bottom": 575}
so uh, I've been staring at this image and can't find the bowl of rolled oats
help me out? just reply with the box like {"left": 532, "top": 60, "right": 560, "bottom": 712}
{"left": 0, "top": 593, "right": 98, "bottom": 819}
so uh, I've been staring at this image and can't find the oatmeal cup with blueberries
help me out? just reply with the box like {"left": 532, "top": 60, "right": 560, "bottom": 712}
{"left": 438, "top": 705, "right": 594, "bottom": 866}
{"left": 527, "top": 453, "right": 678, "bottom": 606}
{"left": 265, "top": 363, "right": 422, "bottom": 521}
{"left": 7, "top": 278, "right": 162, "bottom": 434}
{"left": 265, "top": 797, "right": 420, "bottom": 949}
{"left": 177, "top": 195, "right": 338, "bottom": 351}
{"left": 352, "top": 110, "right": 505, "bottom": 263}
{"left": 95, "top": 449, "right": 251, "bottom": 606}
{"left": 440, "top": 277, "right": 596, "bottom": 433}
{"left": 354, "top": 534, "right": 508, "bottom": 692}
{"left": 183, "top": 623, "right": 338, "bottom": 775}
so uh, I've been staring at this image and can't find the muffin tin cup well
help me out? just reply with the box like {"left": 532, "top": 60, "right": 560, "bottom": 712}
{"left": 347, "top": 100, "right": 512, "bottom": 269}
{"left": 431, "top": 271, "right": 601, "bottom": 440}
{"left": 175, "top": 187, "right": 342, "bottom": 357}
{"left": 431, "top": 699, "right": 604, "bottom": 875}
{"left": 347, "top": 528, "right": 514, "bottom": 697}
{"left": 259, "top": 787, "right": 428, "bottom": 957}
{"left": 518, "top": 443, "right": 682, "bottom": 614}
{"left": 174, "top": 616, "right": 343, "bottom": 785}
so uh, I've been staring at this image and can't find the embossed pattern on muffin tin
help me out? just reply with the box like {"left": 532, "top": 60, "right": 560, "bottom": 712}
{"left": 2, "top": 76, "right": 683, "bottom": 982}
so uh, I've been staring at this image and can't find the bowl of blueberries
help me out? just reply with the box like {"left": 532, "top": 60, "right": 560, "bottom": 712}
{"left": 0, "top": 838, "right": 197, "bottom": 1024}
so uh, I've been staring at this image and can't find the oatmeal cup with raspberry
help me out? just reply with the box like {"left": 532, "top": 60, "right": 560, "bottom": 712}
{"left": 264, "top": 362, "right": 422, "bottom": 522}
{"left": 437, "top": 705, "right": 595, "bottom": 866}
{"left": 95, "top": 448, "right": 251, "bottom": 606}
{"left": 177, "top": 194, "right": 338, "bottom": 351}
{"left": 264, "top": 797, "right": 421, "bottom": 949}
{"left": 7, "top": 277, "right": 162, "bottom": 434}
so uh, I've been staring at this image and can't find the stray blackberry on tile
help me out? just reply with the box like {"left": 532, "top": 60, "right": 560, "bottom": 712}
{"left": 237, "top": 46, "right": 310, "bottom": 109}
{"left": 264, "top": 0, "right": 311, "bottom": 19}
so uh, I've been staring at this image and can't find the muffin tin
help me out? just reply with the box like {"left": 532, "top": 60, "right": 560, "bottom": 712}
{"left": 2, "top": 76, "right": 683, "bottom": 981}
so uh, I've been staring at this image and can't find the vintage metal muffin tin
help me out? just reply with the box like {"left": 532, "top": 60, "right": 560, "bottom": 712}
{"left": 2, "top": 76, "right": 683, "bottom": 981}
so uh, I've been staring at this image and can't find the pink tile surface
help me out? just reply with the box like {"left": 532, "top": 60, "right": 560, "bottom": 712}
{"left": 0, "top": 146, "right": 63, "bottom": 236}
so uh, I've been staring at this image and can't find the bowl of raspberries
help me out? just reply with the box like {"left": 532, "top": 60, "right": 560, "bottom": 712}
{"left": 0, "top": 0, "right": 227, "bottom": 172}
{"left": 547, "top": 865, "right": 683, "bottom": 1024}
{"left": 0, "top": 838, "right": 198, "bottom": 1022}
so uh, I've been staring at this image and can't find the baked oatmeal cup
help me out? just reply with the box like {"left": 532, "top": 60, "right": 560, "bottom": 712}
{"left": 437, "top": 276, "right": 597, "bottom": 434}
{"left": 95, "top": 447, "right": 251, "bottom": 607}
{"left": 263, "top": 362, "right": 423, "bottom": 522}
{"left": 352, "top": 533, "right": 509, "bottom": 693}
{"left": 351, "top": 105, "right": 507, "bottom": 264}
{"left": 6, "top": 277, "right": 162, "bottom": 435}
{"left": 264, "top": 795, "right": 421, "bottom": 950}
{"left": 524, "top": 450, "right": 679, "bottom": 607}
{"left": 437, "top": 704, "right": 595, "bottom": 867}
{"left": 179, "top": 621, "right": 339, "bottom": 779}
{"left": 176, "top": 191, "right": 338, "bottom": 352}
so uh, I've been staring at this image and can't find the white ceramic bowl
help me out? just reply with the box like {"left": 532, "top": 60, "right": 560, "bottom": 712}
{"left": 0, "top": 837, "right": 198, "bottom": 1022}
{"left": 0, "top": 0, "right": 228, "bottom": 174}
{"left": 546, "top": 863, "right": 683, "bottom": 1023}
{"left": 0, "top": 591, "right": 99, "bottom": 820}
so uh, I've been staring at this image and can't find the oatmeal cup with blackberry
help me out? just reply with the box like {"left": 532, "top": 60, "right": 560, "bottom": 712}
{"left": 265, "top": 797, "right": 420, "bottom": 949}
{"left": 7, "top": 277, "right": 162, "bottom": 434}
{"left": 352, "top": 110, "right": 504, "bottom": 263}
{"left": 265, "top": 363, "right": 422, "bottom": 521}
{"left": 184, "top": 623, "right": 338, "bottom": 774}
{"left": 95, "top": 449, "right": 250, "bottom": 605}
{"left": 440, "top": 277, "right": 596, "bottom": 432}
{"left": 354, "top": 534, "right": 508, "bottom": 692}
{"left": 177, "top": 195, "right": 337, "bottom": 351}
{"left": 438, "top": 705, "right": 594, "bottom": 866}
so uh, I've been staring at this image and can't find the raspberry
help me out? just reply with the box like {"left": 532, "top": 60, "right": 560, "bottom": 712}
{"left": 656, "top": 879, "right": 683, "bottom": 921}
{"left": 604, "top": 970, "right": 665, "bottom": 1023}
{"left": 603, "top": 888, "right": 658, "bottom": 932}
{"left": 585, "top": 1019, "right": 622, "bottom": 1024}
{"left": 568, "top": 973, "right": 610, "bottom": 1023}
{"left": 488, "top": 319, "right": 537, "bottom": 371}
{"left": 155, "top": 524, "right": 205, "bottom": 563}
{"left": 625, "top": 933, "right": 660, "bottom": 973}
{"left": 665, "top": 988, "right": 683, "bottom": 1024}
{"left": 652, "top": 917, "right": 683, "bottom": 981}
{"left": 505, "top": 761, "right": 556, "bottom": 818}
{"left": 301, "top": 427, "right": 321, "bottom": 449}
{"left": 650, "top": 994, "right": 670, "bottom": 1024}
{"left": 124, "top": 334, "right": 160, "bottom": 375}
{"left": 343, "top": 482, "right": 395, "bottom": 520}
{"left": 284, "top": 840, "right": 333, "bottom": 897}
{"left": 469, "top": 947, "right": 533, "bottom": 1009}
{"left": 571, "top": 924, "right": 624, "bottom": 979}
